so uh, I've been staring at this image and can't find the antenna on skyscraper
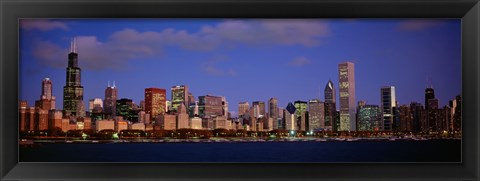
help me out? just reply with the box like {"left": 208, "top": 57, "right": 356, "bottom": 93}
{"left": 73, "top": 37, "right": 77, "bottom": 53}
{"left": 426, "top": 76, "right": 433, "bottom": 88}
{"left": 108, "top": 81, "right": 110, "bottom": 87}
{"left": 113, "top": 80, "right": 116, "bottom": 88}
{"left": 70, "top": 39, "right": 73, "bottom": 52}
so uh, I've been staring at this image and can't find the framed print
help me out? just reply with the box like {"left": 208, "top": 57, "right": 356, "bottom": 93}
{"left": 1, "top": 0, "right": 479, "bottom": 180}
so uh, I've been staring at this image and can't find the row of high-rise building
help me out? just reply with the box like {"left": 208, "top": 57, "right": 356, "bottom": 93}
{"left": 234, "top": 62, "right": 461, "bottom": 134}
{"left": 19, "top": 38, "right": 461, "bottom": 135}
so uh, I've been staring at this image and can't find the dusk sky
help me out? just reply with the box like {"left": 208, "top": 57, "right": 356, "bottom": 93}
{"left": 19, "top": 19, "right": 461, "bottom": 116}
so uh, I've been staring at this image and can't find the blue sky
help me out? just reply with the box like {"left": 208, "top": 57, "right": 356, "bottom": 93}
{"left": 19, "top": 19, "right": 461, "bottom": 116}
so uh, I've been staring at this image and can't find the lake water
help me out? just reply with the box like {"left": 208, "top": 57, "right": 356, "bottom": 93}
{"left": 19, "top": 139, "right": 461, "bottom": 162}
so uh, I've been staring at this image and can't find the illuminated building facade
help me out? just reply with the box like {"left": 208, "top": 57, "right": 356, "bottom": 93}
{"left": 35, "top": 108, "right": 49, "bottom": 131}
{"left": 177, "top": 103, "right": 189, "bottom": 129}
{"left": 284, "top": 102, "right": 296, "bottom": 131}
{"left": 158, "top": 114, "right": 176, "bottom": 130}
{"left": 357, "top": 104, "right": 380, "bottom": 131}
{"left": 450, "top": 95, "right": 461, "bottom": 132}
{"left": 144, "top": 88, "right": 166, "bottom": 119}
{"left": 48, "top": 110, "right": 63, "bottom": 130}
{"left": 116, "top": 98, "right": 138, "bottom": 122}
{"left": 190, "top": 117, "right": 202, "bottom": 129}
{"left": 104, "top": 83, "right": 118, "bottom": 117}
{"left": 63, "top": 38, "right": 85, "bottom": 117}
{"left": 95, "top": 120, "right": 115, "bottom": 132}
{"left": 198, "top": 95, "right": 224, "bottom": 118}
{"left": 268, "top": 98, "right": 278, "bottom": 129}
{"left": 424, "top": 88, "right": 440, "bottom": 132}
{"left": 171, "top": 85, "right": 189, "bottom": 112}
{"left": 35, "top": 78, "right": 56, "bottom": 110}
{"left": 381, "top": 86, "right": 396, "bottom": 131}
{"left": 338, "top": 62, "right": 356, "bottom": 131}
{"left": 294, "top": 100, "right": 308, "bottom": 131}
{"left": 308, "top": 99, "right": 325, "bottom": 131}
{"left": 238, "top": 102, "right": 250, "bottom": 117}
{"left": 252, "top": 101, "right": 266, "bottom": 117}
{"left": 89, "top": 98, "right": 103, "bottom": 113}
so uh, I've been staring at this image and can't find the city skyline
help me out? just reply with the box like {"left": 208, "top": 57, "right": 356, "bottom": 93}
{"left": 20, "top": 19, "right": 461, "bottom": 115}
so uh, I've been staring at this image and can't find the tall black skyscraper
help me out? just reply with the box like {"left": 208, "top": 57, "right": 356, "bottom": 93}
{"left": 425, "top": 87, "right": 439, "bottom": 131}
{"left": 324, "top": 80, "right": 336, "bottom": 131}
{"left": 325, "top": 80, "right": 336, "bottom": 104}
{"left": 63, "top": 38, "right": 85, "bottom": 117}
{"left": 425, "top": 88, "right": 435, "bottom": 108}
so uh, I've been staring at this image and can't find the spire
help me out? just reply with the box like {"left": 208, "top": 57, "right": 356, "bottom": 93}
{"left": 426, "top": 76, "right": 433, "bottom": 88}
{"left": 69, "top": 37, "right": 78, "bottom": 53}
{"left": 113, "top": 80, "right": 116, "bottom": 88}
{"left": 73, "top": 37, "right": 77, "bottom": 53}
{"left": 108, "top": 81, "right": 110, "bottom": 87}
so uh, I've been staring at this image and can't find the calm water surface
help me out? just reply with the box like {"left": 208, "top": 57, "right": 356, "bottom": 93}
{"left": 19, "top": 139, "right": 461, "bottom": 162}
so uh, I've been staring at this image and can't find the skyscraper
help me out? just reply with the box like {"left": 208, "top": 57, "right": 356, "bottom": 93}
{"left": 221, "top": 96, "right": 228, "bottom": 117}
{"left": 63, "top": 38, "right": 85, "bottom": 117}
{"left": 104, "top": 82, "right": 118, "bottom": 117}
{"left": 268, "top": 98, "right": 278, "bottom": 129}
{"left": 425, "top": 88, "right": 435, "bottom": 108}
{"left": 41, "top": 78, "right": 53, "bottom": 99}
{"left": 338, "top": 62, "right": 356, "bottom": 131}
{"left": 238, "top": 102, "right": 250, "bottom": 117}
{"left": 187, "top": 92, "right": 195, "bottom": 106}
{"left": 284, "top": 102, "right": 296, "bottom": 131}
{"left": 89, "top": 98, "right": 103, "bottom": 113}
{"left": 171, "top": 85, "right": 189, "bottom": 112}
{"left": 252, "top": 101, "right": 266, "bottom": 117}
{"left": 176, "top": 103, "right": 189, "bottom": 129}
{"left": 116, "top": 98, "right": 137, "bottom": 122}
{"left": 144, "top": 88, "right": 166, "bottom": 119}
{"left": 325, "top": 80, "right": 336, "bottom": 104}
{"left": 198, "top": 95, "right": 223, "bottom": 118}
{"left": 425, "top": 87, "right": 439, "bottom": 132}
{"left": 381, "top": 86, "right": 396, "bottom": 131}
{"left": 453, "top": 95, "right": 461, "bottom": 132}
{"left": 357, "top": 104, "right": 380, "bottom": 131}
{"left": 398, "top": 105, "right": 412, "bottom": 131}
{"left": 35, "top": 78, "right": 56, "bottom": 110}
{"left": 410, "top": 102, "right": 425, "bottom": 133}
{"left": 294, "top": 100, "right": 308, "bottom": 131}
{"left": 308, "top": 99, "right": 325, "bottom": 131}
{"left": 324, "top": 80, "right": 336, "bottom": 131}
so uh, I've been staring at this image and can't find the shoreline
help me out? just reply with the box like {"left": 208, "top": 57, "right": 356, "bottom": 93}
{"left": 19, "top": 137, "right": 461, "bottom": 145}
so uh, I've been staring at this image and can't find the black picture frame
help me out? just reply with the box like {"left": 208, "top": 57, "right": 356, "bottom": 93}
{"left": 1, "top": 0, "right": 479, "bottom": 180}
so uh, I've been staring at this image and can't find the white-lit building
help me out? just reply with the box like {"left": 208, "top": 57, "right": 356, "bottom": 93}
{"left": 129, "top": 122, "right": 146, "bottom": 131}
{"left": 89, "top": 98, "right": 103, "bottom": 112}
{"left": 96, "top": 120, "right": 115, "bottom": 132}
{"left": 213, "top": 116, "right": 227, "bottom": 129}
{"left": 190, "top": 117, "right": 202, "bottom": 129}
{"left": 116, "top": 120, "right": 128, "bottom": 132}
{"left": 177, "top": 104, "right": 189, "bottom": 129}
{"left": 338, "top": 61, "right": 356, "bottom": 131}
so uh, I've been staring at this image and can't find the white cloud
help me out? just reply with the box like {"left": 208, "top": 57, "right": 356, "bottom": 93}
{"left": 21, "top": 20, "right": 69, "bottom": 31}
{"left": 201, "top": 55, "right": 236, "bottom": 77}
{"left": 31, "top": 20, "right": 330, "bottom": 70}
